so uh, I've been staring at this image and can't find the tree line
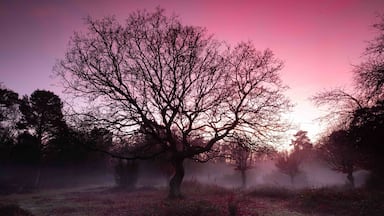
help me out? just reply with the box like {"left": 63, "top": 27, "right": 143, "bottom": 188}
{"left": 0, "top": 88, "right": 111, "bottom": 193}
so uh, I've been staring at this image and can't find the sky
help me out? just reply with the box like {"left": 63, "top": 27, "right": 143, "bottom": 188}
{"left": 1, "top": 0, "right": 384, "bottom": 142}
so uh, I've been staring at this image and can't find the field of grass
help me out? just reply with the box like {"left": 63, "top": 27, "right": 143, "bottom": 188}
{"left": 1, "top": 181, "right": 383, "bottom": 216}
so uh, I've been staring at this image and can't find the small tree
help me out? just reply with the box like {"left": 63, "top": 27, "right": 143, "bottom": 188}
{"left": 275, "top": 131, "right": 312, "bottom": 186}
{"left": 275, "top": 150, "right": 301, "bottom": 186}
{"left": 226, "top": 132, "right": 274, "bottom": 188}
{"left": 291, "top": 130, "right": 312, "bottom": 152}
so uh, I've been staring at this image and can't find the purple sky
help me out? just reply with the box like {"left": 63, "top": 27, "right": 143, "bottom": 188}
{"left": 1, "top": 0, "right": 383, "bottom": 141}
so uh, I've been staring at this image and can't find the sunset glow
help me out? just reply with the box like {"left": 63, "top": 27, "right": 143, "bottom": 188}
{"left": 1, "top": 0, "right": 383, "bottom": 144}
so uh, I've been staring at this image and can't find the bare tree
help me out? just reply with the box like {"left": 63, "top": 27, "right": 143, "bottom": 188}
{"left": 224, "top": 132, "right": 274, "bottom": 189}
{"left": 312, "top": 14, "right": 384, "bottom": 189}
{"left": 312, "top": 15, "right": 384, "bottom": 117}
{"left": 55, "top": 8, "right": 290, "bottom": 198}
{"left": 311, "top": 89, "right": 365, "bottom": 128}
{"left": 275, "top": 131, "right": 312, "bottom": 186}
{"left": 275, "top": 150, "right": 301, "bottom": 186}
{"left": 353, "top": 15, "right": 384, "bottom": 103}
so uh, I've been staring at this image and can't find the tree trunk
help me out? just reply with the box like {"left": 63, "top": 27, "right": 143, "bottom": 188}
{"left": 169, "top": 158, "right": 185, "bottom": 199}
{"left": 241, "top": 169, "right": 247, "bottom": 189}
{"left": 347, "top": 171, "right": 355, "bottom": 188}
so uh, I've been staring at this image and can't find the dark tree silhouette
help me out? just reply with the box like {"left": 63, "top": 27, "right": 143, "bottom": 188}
{"left": 55, "top": 8, "right": 290, "bottom": 198}
{"left": 349, "top": 100, "right": 384, "bottom": 188}
{"left": 355, "top": 15, "right": 384, "bottom": 101}
{"left": 0, "top": 87, "right": 19, "bottom": 164}
{"left": 0, "top": 87, "right": 19, "bottom": 123}
{"left": 291, "top": 130, "right": 313, "bottom": 152}
{"left": 17, "top": 90, "right": 66, "bottom": 188}
{"left": 225, "top": 132, "right": 274, "bottom": 189}
{"left": 45, "top": 127, "right": 88, "bottom": 165}
{"left": 318, "top": 130, "right": 359, "bottom": 187}
{"left": 312, "top": 15, "right": 384, "bottom": 189}
{"left": 12, "top": 132, "right": 41, "bottom": 165}
{"left": 311, "top": 89, "right": 365, "bottom": 128}
{"left": 19, "top": 90, "right": 66, "bottom": 144}
{"left": 275, "top": 130, "right": 312, "bottom": 186}
{"left": 11, "top": 132, "right": 41, "bottom": 191}
{"left": 275, "top": 150, "right": 301, "bottom": 186}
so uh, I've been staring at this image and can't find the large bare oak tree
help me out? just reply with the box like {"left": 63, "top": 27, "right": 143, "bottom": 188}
{"left": 55, "top": 8, "right": 290, "bottom": 198}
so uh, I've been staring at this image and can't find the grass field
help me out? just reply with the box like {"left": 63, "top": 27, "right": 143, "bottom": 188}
{"left": 1, "top": 181, "right": 383, "bottom": 216}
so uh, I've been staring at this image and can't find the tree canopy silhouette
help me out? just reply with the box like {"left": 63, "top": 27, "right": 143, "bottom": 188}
{"left": 318, "top": 129, "right": 360, "bottom": 187}
{"left": 275, "top": 131, "right": 312, "bottom": 186}
{"left": 55, "top": 8, "right": 291, "bottom": 198}
{"left": 18, "top": 90, "right": 66, "bottom": 144}
{"left": 312, "top": 15, "right": 384, "bottom": 189}
{"left": 0, "top": 87, "right": 20, "bottom": 164}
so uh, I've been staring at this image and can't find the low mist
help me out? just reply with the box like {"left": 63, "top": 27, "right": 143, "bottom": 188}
{"left": 1, "top": 157, "right": 370, "bottom": 195}
{"left": 133, "top": 159, "right": 370, "bottom": 190}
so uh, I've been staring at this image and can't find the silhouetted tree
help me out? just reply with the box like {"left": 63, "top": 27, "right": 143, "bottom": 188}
{"left": 12, "top": 132, "right": 41, "bottom": 165}
{"left": 312, "top": 15, "right": 384, "bottom": 189}
{"left": 0, "top": 128, "right": 14, "bottom": 164}
{"left": 0, "top": 87, "right": 19, "bottom": 123}
{"left": 291, "top": 130, "right": 313, "bottom": 152}
{"left": 225, "top": 132, "right": 274, "bottom": 188}
{"left": 55, "top": 8, "right": 290, "bottom": 198}
{"left": 275, "top": 131, "right": 313, "bottom": 186}
{"left": 18, "top": 90, "right": 66, "bottom": 144}
{"left": 45, "top": 127, "right": 88, "bottom": 165}
{"left": 275, "top": 151, "right": 301, "bottom": 186}
{"left": 16, "top": 90, "right": 66, "bottom": 188}
{"left": 318, "top": 129, "right": 360, "bottom": 187}
{"left": 311, "top": 89, "right": 365, "bottom": 128}
{"left": 0, "top": 87, "right": 20, "bottom": 163}
{"left": 349, "top": 100, "right": 384, "bottom": 188}
{"left": 10, "top": 132, "right": 41, "bottom": 191}
{"left": 354, "top": 15, "right": 384, "bottom": 102}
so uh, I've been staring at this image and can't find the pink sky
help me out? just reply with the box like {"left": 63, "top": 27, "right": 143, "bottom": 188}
{"left": 1, "top": 0, "right": 383, "bottom": 141}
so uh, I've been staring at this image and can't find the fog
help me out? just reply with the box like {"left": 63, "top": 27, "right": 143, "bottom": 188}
{"left": 1, "top": 158, "right": 370, "bottom": 195}
{"left": 134, "top": 159, "right": 370, "bottom": 190}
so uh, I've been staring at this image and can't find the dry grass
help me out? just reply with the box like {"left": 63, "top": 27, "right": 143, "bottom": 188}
{"left": 1, "top": 182, "right": 382, "bottom": 216}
